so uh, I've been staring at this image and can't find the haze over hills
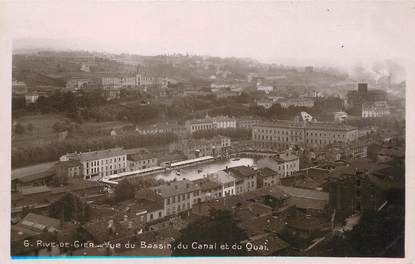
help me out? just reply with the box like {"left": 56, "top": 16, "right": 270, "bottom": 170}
{"left": 13, "top": 36, "right": 405, "bottom": 87}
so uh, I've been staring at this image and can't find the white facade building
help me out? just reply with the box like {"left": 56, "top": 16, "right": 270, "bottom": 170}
{"left": 257, "top": 85, "right": 273, "bottom": 94}
{"left": 60, "top": 148, "right": 127, "bottom": 180}
{"left": 208, "top": 171, "right": 236, "bottom": 197}
{"left": 362, "top": 101, "right": 391, "bottom": 118}
{"left": 213, "top": 116, "right": 237, "bottom": 129}
{"left": 257, "top": 150, "right": 300, "bottom": 178}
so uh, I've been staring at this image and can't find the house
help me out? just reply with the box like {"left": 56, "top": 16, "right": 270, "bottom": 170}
{"left": 278, "top": 98, "right": 315, "bottom": 108}
{"left": 136, "top": 122, "right": 185, "bottom": 136}
{"left": 236, "top": 116, "right": 261, "bottom": 129}
{"left": 59, "top": 148, "right": 127, "bottom": 180}
{"left": 280, "top": 167, "right": 330, "bottom": 191}
{"left": 225, "top": 166, "right": 257, "bottom": 195}
{"left": 193, "top": 178, "right": 222, "bottom": 202}
{"left": 257, "top": 99, "right": 273, "bottom": 109}
{"left": 25, "top": 93, "right": 40, "bottom": 104}
{"left": 257, "top": 167, "right": 279, "bottom": 188}
{"left": 257, "top": 85, "right": 273, "bottom": 94}
{"left": 127, "top": 153, "right": 158, "bottom": 171}
{"left": 12, "top": 80, "right": 28, "bottom": 95}
{"left": 170, "top": 136, "right": 231, "bottom": 159}
{"left": 117, "top": 195, "right": 165, "bottom": 224}
{"left": 185, "top": 115, "right": 236, "bottom": 134}
{"left": 362, "top": 101, "right": 391, "bottom": 118}
{"left": 151, "top": 180, "right": 201, "bottom": 217}
{"left": 17, "top": 213, "right": 61, "bottom": 232}
{"left": 54, "top": 160, "right": 83, "bottom": 179}
{"left": 12, "top": 162, "right": 57, "bottom": 192}
{"left": 207, "top": 171, "right": 236, "bottom": 197}
{"left": 65, "top": 78, "right": 90, "bottom": 91}
{"left": 272, "top": 185, "right": 329, "bottom": 214}
{"left": 257, "top": 151, "right": 300, "bottom": 178}
{"left": 284, "top": 213, "right": 331, "bottom": 244}
{"left": 81, "top": 216, "right": 145, "bottom": 244}
{"left": 11, "top": 213, "right": 77, "bottom": 256}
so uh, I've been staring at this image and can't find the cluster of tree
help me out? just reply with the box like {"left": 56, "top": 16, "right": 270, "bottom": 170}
{"left": 319, "top": 189, "right": 405, "bottom": 257}
{"left": 207, "top": 105, "right": 251, "bottom": 118}
{"left": 20, "top": 89, "right": 166, "bottom": 126}
{"left": 48, "top": 192, "right": 90, "bottom": 223}
{"left": 113, "top": 179, "right": 136, "bottom": 203}
{"left": 172, "top": 209, "right": 249, "bottom": 256}
{"left": 119, "top": 104, "right": 161, "bottom": 124}
{"left": 12, "top": 132, "right": 177, "bottom": 168}
{"left": 22, "top": 89, "right": 107, "bottom": 116}
{"left": 52, "top": 120, "right": 78, "bottom": 133}
{"left": 13, "top": 122, "right": 36, "bottom": 135}
{"left": 345, "top": 116, "right": 404, "bottom": 130}
{"left": 192, "top": 128, "right": 252, "bottom": 141}
{"left": 249, "top": 103, "right": 323, "bottom": 120}
{"left": 164, "top": 93, "right": 253, "bottom": 121}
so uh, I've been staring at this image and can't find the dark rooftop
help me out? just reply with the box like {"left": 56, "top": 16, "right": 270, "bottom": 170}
{"left": 193, "top": 178, "right": 221, "bottom": 191}
{"left": 225, "top": 165, "right": 257, "bottom": 178}
{"left": 257, "top": 167, "right": 278, "bottom": 178}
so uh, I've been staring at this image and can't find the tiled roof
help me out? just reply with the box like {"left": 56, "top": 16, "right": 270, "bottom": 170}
{"left": 20, "top": 185, "right": 51, "bottom": 195}
{"left": 257, "top": 167, "right": 278, "bottom": 178}
{"left": 226, "top": 165, "right": 256, "bottom": 178}
{"left": 127, "top": 153, "right": 157, "bottom": 161}
{"left": 286, "top": 215, "right": 330, "bottom": 231}
{"left": 12, "top": 161, "right": 57, "bottom": 181}
{"left": 18, "top": 213, "right": 61, "bottom": 232}
{"left": 273, "top": 151, "right": 299, "bottom": 162}
{"left": 239, "top": 214, "right": 286, "bottom": 237}
{"left": 208, "top": 171, "right": 236, "bottom": 184}
{"left": 193, "top": 178, "right": 221, "bottom": 191}
{"left": 78, "top": 148, "right": 126, "bottom": 161}
{"left": 272, "top": 185, "right": 329, "bottom": 201}
{"left": 256, "top": 120, "right": 357, "bottom": 131}
{"left": 82, "top": 216, "right": 144, "bottom": 243}
{"left": 151, "top": 180, "right": 199, "bottom": 198}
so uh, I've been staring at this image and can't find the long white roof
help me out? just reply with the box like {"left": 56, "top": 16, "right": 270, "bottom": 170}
{"left": 170, "top": 156, "right": 214, "bottom": 167}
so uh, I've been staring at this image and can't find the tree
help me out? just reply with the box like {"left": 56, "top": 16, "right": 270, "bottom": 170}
{"left": 367, "top": 143, "right": 380, "bottom": 161}
{"left": 172, "top": 209, "right": 249, "bottom": 256}
{"left": 113, "top": 179, "right": 135, "bottom": 203}
{"left": 26, "top": 123, "right": 34, "bottom": 133}
{"left": 326, "top": 188, "right": 405, "bottom": 257}
{"left": 48, "top": 192, "right": 90, "bottom": 223}
{"left": 14, "top": 123, "right": 25, "bottom": 134}
{"left": 52, "top": 120, "right": 73, "bottom": 133}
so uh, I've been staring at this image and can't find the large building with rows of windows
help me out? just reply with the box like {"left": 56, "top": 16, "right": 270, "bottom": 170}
{"left": 151, "top": 179, "right": 201, "bottom": 217}
{"left": 252, "top": 120, "right": 358, "bottom": 150}
{"left": 59, "top": 148, "right": 127, "bottom": 180}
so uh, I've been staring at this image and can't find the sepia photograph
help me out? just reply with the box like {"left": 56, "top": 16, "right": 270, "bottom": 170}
{"left": 1, "top": 1, "right": 413, "bottom": 262}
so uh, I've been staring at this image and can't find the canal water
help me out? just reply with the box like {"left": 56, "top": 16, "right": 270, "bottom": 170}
{"left": 154, "top": 158, "right": 256, "bottom": 182}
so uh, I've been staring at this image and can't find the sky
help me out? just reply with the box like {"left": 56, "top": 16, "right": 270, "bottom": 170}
{"left": 1, "top": 1, "right": 414, "bottom": 71}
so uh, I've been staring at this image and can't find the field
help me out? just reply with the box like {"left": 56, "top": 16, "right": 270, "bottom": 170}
{"left": 12, "top": 114, "right": 133, "bottom": 148}
{"left": 12, "top": 114, "right": 67, "bottom": 148}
